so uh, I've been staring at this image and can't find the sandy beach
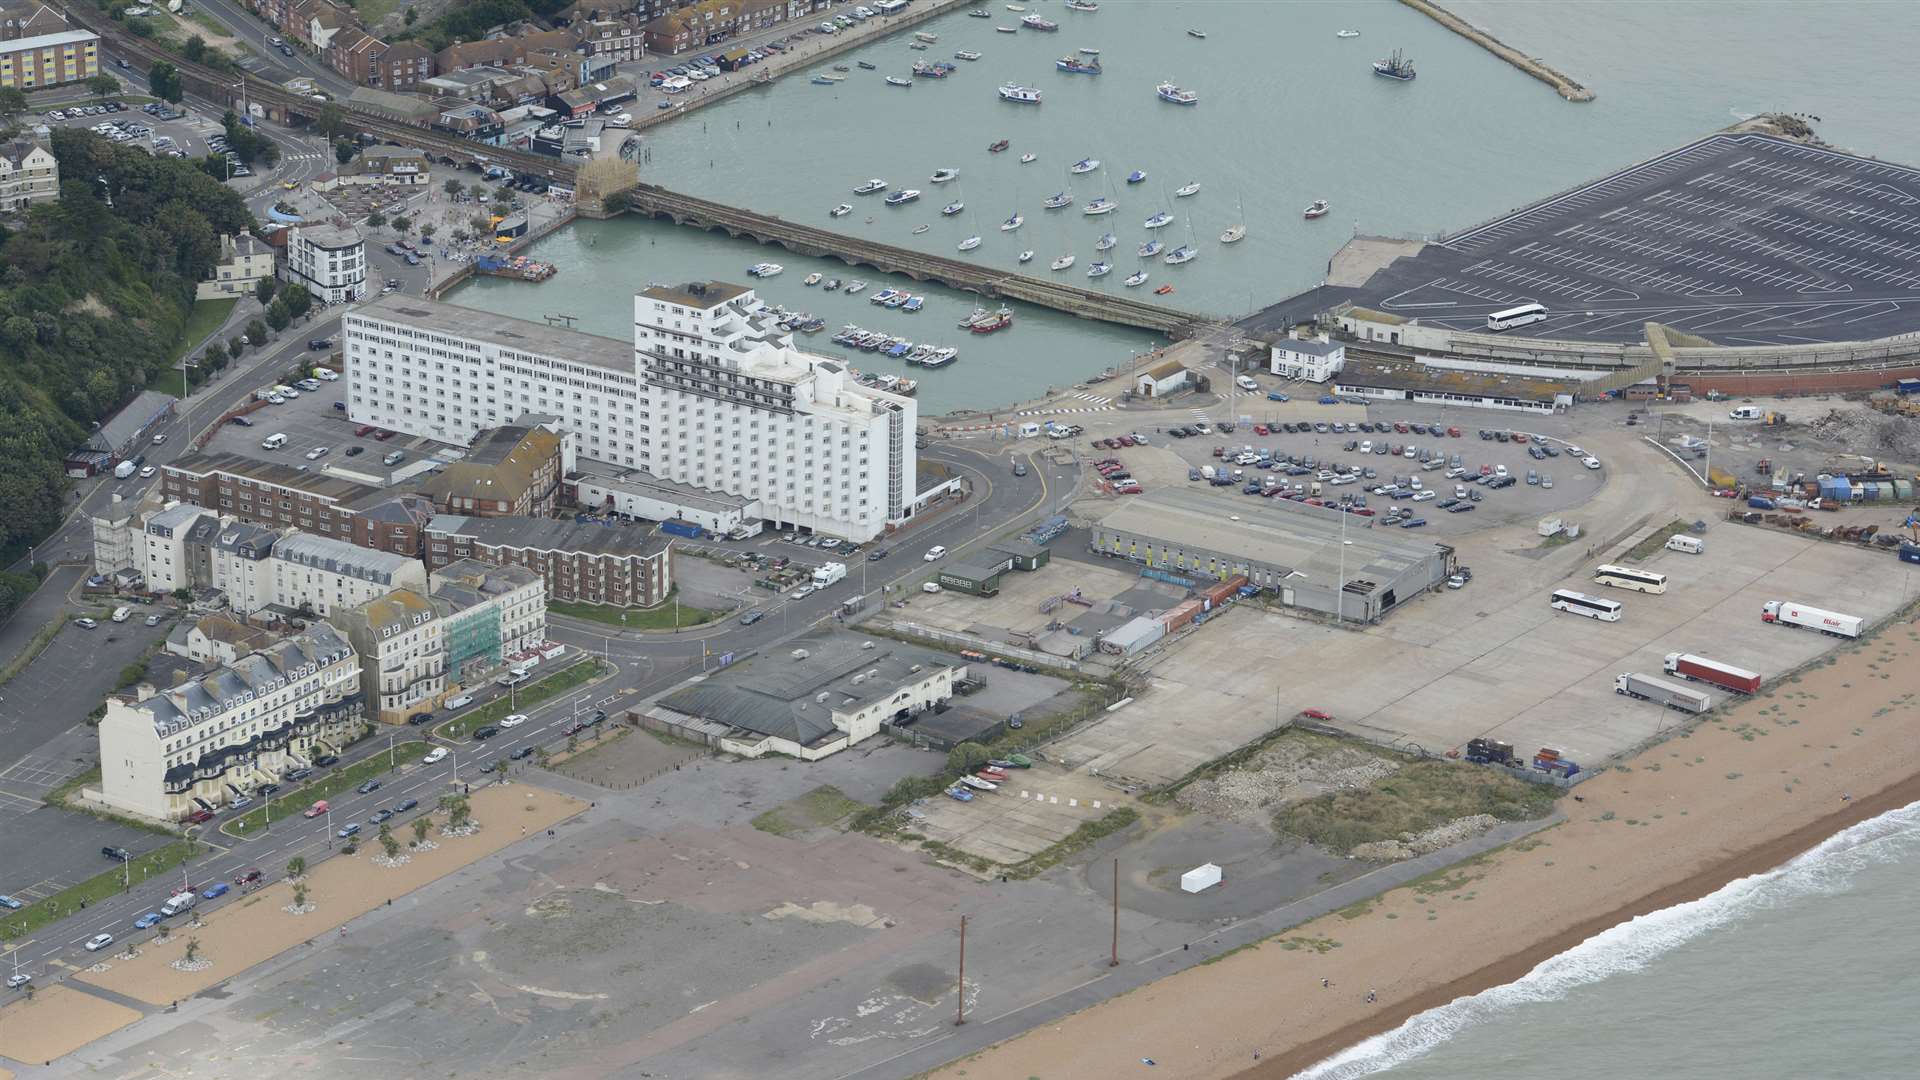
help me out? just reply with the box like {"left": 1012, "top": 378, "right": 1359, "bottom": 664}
{"left": 936, "top": 617, "right": 1920, "bottom": 1078}
{"left": 0, "top": 985, "right": 140, "bottom": 1065}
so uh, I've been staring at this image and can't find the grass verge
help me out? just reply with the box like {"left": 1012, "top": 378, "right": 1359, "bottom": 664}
{"left": 0, "top": 841, "right": 196, "bottom": 941}
{"left": 222, "top": 741, "right": 423, "bottom": 838}
{"left": 0, "top": 613, "right": 69, "bottom": 687}
{"left": 1005, "top": 806, "right": 1140, "bottom": 880}
{"left": 548, "top": 591, "right": 727, "bottom": 630}
{"left": 163, "top": 297, "right": 239, "bottom": 372}
{"left": 1625, "top": 519, "right": 1693, "bottom": 562}
{"left": 1273, "top": 760, "right": 1559, "bottom": 856}
{"left": 751, "top": 785, "right": 865, "bottom": 836}
{"left": 436, "top": 658, "right": 607, "bottom": 740}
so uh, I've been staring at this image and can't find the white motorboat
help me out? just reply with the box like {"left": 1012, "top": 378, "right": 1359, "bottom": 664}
{"left": 1087, "top": 261, "right": 1111, "bottom": 278}
{"left": 1303, "top": 199, "right": 1330, "bottom": 218}
{"left": 958, "top": 236, "right": 982, "bottom": 251}
{"left": 956, "top": 50, "right": 983, "bottom": 61}
{"left": 829, "top": 203, "right": 853, "bottom": 217}
{"left": 941, "top": 200, "right": 965, "bottom": 215}
{"left": 960, "top": 774, "right": 998, "bottom": 791}
{"left": 854, "top": 178, "right": 887, "bottom": 194}
{"left": 1005, "top": 3, "right": 1025, "bottom": 9}
{"left": 1082, "top": 197, "right": 1116, "bottom": 215}
{"left": 1020, "top": 153, "right": 1036, "bottom": 163}
{"left": 804, "top": 272, "right": 822, "bottom": 286}
{"left": 1001, "top": 214, "right": 1024, "bottom": 231}
{"left": 931, "top": 167, "right": 959, "bottom": 183}
{"left": 1018, "top": 250, "right": 1035, "bottom": 263}
{"left": 885, "top": 75, "right": 912, "bottom": 87}
{"left": 1155, "top": 82, "right": 1199, "bottom": 105}
{"left": 885, "top": 188, "right": 922, "bottom": 206}
{"left": 1124, "top": 269, "right": 1149, "bottom": 287}
{"left": 1070, "top": 157, "right": 1100, "bottom": 174}
{"left": 1337, "top": 29, "right": 1361, "bottom": 38}
{"left": 997, "top": 83, "right": 1042, "bottom": 103}
{"left": 1219, "top": 224, "right": 1246, "bottom": 243}
{"left": 996, "top": 25, "right": 1016, "bottom": 33}
{"left": 1094, "top": 232, "right": 1116, "bottom": 250}
{"left": 1079, "top": 47, "right": 1101, "bottom": 54}
{"left": 912, "top": 223, "right": 931, "bottom": 234}
{"left": 1143, "top": 211, "right": 1172, "bottom": 229}
{"left": 1050, "top": 253, "right": 1075, "bottom": 270}
{"left": 1174, "top": 181, "right": 1200, "bottom": 198}
{"left": 748, "top": 262, "right": 785, "bottom": 277}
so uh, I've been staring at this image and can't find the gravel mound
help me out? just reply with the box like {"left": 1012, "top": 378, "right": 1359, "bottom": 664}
{"left": 1347, "top": 814, "right": 1502, "bottom": 862}
{"left": 1177, "top": 739, "right": 1400, "bottom": 821}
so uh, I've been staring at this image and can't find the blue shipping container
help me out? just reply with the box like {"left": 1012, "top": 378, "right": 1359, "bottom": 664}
{"left": 1902, "top": 543, "right": 1920, "bottom": 566}
{"left": 1747, "top": 496, "right": 1776, "bottom": 509}
{"left": 660, "top": 519, "right": 704, "bottom": 539}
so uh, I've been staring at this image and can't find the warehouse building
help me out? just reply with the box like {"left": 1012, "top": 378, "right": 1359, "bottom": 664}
{"left": 1088, "top": 487, "right": 1453, "bottom": 623}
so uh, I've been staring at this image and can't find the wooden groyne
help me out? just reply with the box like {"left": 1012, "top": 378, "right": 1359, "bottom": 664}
{"left": 1399, "top": 0, "right": 1595, "bottom": 102}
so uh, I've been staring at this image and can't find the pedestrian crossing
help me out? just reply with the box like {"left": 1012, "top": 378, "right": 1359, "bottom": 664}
{"left": 1014, "top": 403, "right": 1115, "bottom": 417}
{"left": 284, "top": 152, "right": 327, "bottom": 163}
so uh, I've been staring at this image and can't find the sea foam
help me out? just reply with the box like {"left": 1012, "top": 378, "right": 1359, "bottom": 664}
{"left": 1291, "top": 800, "right": 1920, "bottom": 1079}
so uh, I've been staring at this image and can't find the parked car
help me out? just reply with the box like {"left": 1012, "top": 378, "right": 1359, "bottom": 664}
{"left": 0, "top": 895, "right": 22, "bottom": 910}
{"left": 75, "top": 616, "right": 99, "bottom": 629}
{"left": 313, "top": 753, "right": 339, "bottom": 767}
{"left": 284, "top": 766, "right": 314, "bottom": 781}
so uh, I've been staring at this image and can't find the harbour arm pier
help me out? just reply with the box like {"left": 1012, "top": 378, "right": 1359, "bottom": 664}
{"left": 1399, "top": 0, "right": 1595, "bottom": 102}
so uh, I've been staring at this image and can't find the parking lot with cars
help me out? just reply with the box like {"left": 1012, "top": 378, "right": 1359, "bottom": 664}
{"left": 200, "top": 365, "right": 453, "bottom": 474}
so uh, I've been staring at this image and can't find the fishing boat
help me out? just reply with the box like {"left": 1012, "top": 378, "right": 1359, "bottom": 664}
{"left": 1174, "top": 181, "right": 1200, "bottom": 198}
{"left": 747, "top": 262, "right": 784, "bottom": 277}
{"left": 956, "top": 50, "right": 983, "bottom": 61}
{"left": 885, "top": 75, "right": 912, "bottom": 87}
{"left": 1137, "top": 238, "right": 1163, "bottom": 257}
{"left": 1066, "top": 0, "right": 1099, "bottom": 10}
{"left": 941, "top": 200, "right": 965, "bottom": 215}
{"left": 1164, "top": 244, "right": 1196, "bottom": 265}
{"left": 914, "top": 30, "right": 938, "bottom": 42}
{"left": 845, "top": 279, "right": 868, "bottom": 293}
{"left": 1020, "top": 152, "right": 1036, "bottom": 163}
{"left": 1042, "top": 191, "right": 1073, "bottom": 208}
{"left": 1186, "top": 28, "right": 1206, "bottom": 39}
{"left": 1049, "top": 253, "right": 1075, "bottom": 271}
{"left": 1302, "top": 198, "right": 1330, "bottom": 219}
{"left": 1056, "top": 54, "right": 1100, "bottom": 74}
{"left": 988, "top": 139, "right": 1010, "bottom": 153}
{"left": 854, "top": 178, "right": 887, "bottom": 194}
{"left": 911, "top": 59, "right": 946, "bottom": 75}
{"left": 997, "top": 83, "right": 1042, "bottom": 103}
{"left": 829, "top": 203, "right": 853, "bottom": 217}
{"left": 1220, "top": 223, "right": 1246, "bottom": 243}
{"left": 1021, "top": 13, "right": 1058, "bottom": 31}
{"left": 970, "top": 306, "right": 1014, "bottom": 332}
{"left": 1124, "top": 269, "right": 1149, "bottom": 287}
{"left": 834, "top": 64, "right": 850, "bottom": 72}
{"left": 1082, "top": 196, "right": 1116, "bottom": 215}
{"left": 1094, "top": 232, "right": 1116, "bottom": 250}
{"left": 921, "top": 347, "right": 958, "bottom": 368}
{"left": 804, "top": 272, "right": 822, "bottom": 286}
{"left": 911, "top": 223, "right": 931, "bottom": 234}
{"left": 1087, "top": 261, "right": 1111, "bottom": 278}
{"left": 1372, "top": 48, "right": 1415, "bottom": 81}
{"left": 1001, "top": 214, "right": 1024, "bottom": 231}
{"left": 1156, "top": 82, "right": 1198, "bottom": 105}
{"left": 1070, "top": 157, "right": 1100, "bottom": 173}
{"left": 1018, "top": 250, "right": 1035, "bottom": 262}
{"left": 857, "top": 60, "right": 877, "bottom": 70}
{"left": 1126, "top": 169, "right": 1147, "bottom": 184}
{"left": 931, "top": 167, "right": 958, "bottom": 183}
{"left": 1336, "top": 29, "right": 1360, "bottom": 38}
{"left": 884, "top": 188, "right": 921, "bottom": 205}
{"left": 958, "top": 235, "right": 981, "bottom": 251}
{"left": 1143, "top": 210, "right": 1172, "bottom": 229}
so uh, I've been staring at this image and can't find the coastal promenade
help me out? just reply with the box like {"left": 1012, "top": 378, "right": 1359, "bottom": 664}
{"left": 1400, "top": 0, "right": 1595, "bottom": 102}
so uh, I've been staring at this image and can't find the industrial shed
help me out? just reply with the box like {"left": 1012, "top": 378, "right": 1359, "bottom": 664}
{"left": 1087, "top": 487, "right": 1454, "bottom": 623}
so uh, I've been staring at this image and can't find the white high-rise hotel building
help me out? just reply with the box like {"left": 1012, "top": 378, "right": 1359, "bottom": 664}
{"left": 343, "top": 282, "right": 917, "bottom": 541}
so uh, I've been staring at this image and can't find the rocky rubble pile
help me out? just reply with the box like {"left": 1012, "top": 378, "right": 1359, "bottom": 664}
{"left": 1176, "top": 739, "right": 1400, "bottom": 821}
{"left": 1348, "top": 814, "right": 1501, "bottom": 862}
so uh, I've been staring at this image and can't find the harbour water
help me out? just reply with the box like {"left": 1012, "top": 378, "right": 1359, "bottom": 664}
{"left": 451, "top": 0, "right": 1920, "bottom": 412}
{"left": 1297, "top": 800, "right": 1920, "bottom": 1079}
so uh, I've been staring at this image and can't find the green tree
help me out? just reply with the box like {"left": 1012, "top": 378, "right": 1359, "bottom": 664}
{"left": 442, "top": 795, "right": 471, "bottom": 830}
{"left": 946, "top": 741, "right": 990, "bottom": 772}
{"left": 442, "top": 178, "right": 463, "bottom": 196}
{"left": 254, "top": 276, "right": 278, "bottom": 305}
{"left": 418, "top": 223, "right": 436, "bottom": 242}
{"left": 228, "top": 334, "right": 246, "bottom": 357}
{"left": 245, "top": 317, "right": 269, "bottom": 345}
{"left": 0, "top": 86, "right": 26, "bottom": 126}
{"left": 182, "top": 35, "right": 207, "bottom": 63}
{"left": 489, "top": 200, "right": 510, "bottom": 218}
{"left": 379, "top": 823, "right": 399, "bottom": 858}
{"left": 467, "top": 183, "right": 487, "bottom": 199}
{"left": 451, "top": 228, "right": 469, "bottom": 244}
{"left": 149, "top": 61, "right": 183, "bottom": 104}
{"left": 85, "top": 74, "right": 120, "bottom": 100}
{"left": 603, "top": 189, "right": 630, "bottom": 214}
{"left": 265, "top": 299, "right": 290, "bottom": 332}
{"left": 365, "top": 210, "right": 386, "bottom": 230}
{"left": 183, "top": 937, "right": 201, "bottom": 964}
{"left": 390, "top": 215, "right": 411, "bottom": 236}
{"left": 334, "top": 140, "right": 355, "bottom": 165}
{"left": 291, "top": 882, "right": 308, "bottom": 908}
{"left": 281, "top": 283, "right": 312, "bottom": 319}
{"left": 316, "top": 103, "right": 349, "bottom": 143}
{"left": 410, "top": 816, "right": 430, "bottom": 847}
{"left": 404, "top": 6, "right": 417, "bottom": 25}
{"left": 287, "top": 856, "right": 306, "bottom": 879}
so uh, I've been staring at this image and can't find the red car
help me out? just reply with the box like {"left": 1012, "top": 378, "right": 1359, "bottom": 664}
{"left": 1353, "top": 508, "right": 1376, "bottom": 516}
{"left": 186, "top": 808, "right": 214, "bottom": 824}
{"left": 1253, "top": 424, "right": 1269, "bottom": 436}
{"left": 1213, "top": 446, "right": 1226, "bottom": 458}
{"left": 1298, "top": 708, "right": 1334, "bottom": 722}
{"left": 1393, "top": 421, "right": 1410, "bottom": 433}
{"left": 1509, "top": 432, "right": 1528, "bottom": 444}
{"left": 1480, "top": 463, "right": 1494, "bottom": 476}
{"left": 1447, "top": 426, "right": 1462, "bottom": 438}
{"left": 374, "top": 429, "right": 397, "bottom": 441}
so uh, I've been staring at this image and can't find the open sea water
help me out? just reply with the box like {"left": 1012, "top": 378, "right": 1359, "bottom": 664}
{"left": 453, "top": 1, "right": 1920, "bottom": 413}
{"left": 1295, "top": 801, "right": 1920, "bottom": 1080}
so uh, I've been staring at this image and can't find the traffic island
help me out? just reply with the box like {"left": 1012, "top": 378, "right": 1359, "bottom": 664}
{"left": 75, "top": 784, "right": 587, "bottom": 1008}
{"left": 0, "top": 984, "right": 141, "bottom": 1066}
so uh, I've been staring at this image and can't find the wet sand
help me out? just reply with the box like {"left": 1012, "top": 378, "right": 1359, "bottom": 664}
{"left": 936, "top": 620, "right": 1920, "bottom": 1079}
{"left": 0, "top": 984, "right": 140, "bottom": 1065}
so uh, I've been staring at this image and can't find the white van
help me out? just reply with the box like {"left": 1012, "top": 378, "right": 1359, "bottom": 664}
{"left": 261, "top": 433, "right": 288, "bottom": 450}
{"left": 1018, "top": 421, "right": 1042, "bottom": 439}
{"left": 1665, "top": 534, "right": 1704, "bottom": 554}
{"left": 111, "top": 606, "right": 132, "bottom": 623}
{"left": 1235, "top": 375, "right": 1260, "bottom": 393}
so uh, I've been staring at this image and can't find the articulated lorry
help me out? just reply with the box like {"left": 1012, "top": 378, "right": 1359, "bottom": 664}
{"left": 1760, "top": 600, "right": 1863, "bottom": 639}
{"left": 1663, "top": 652, "right": 1762, "bottom": 694}
{"left": 1614, "top": 673, "right": 1713, "bottom": 714}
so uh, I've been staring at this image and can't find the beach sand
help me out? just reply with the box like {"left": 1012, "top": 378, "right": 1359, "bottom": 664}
{"left": 74, "top": 784, "right": 586, "bottom": 1007}
{"left": 937, "top": 618, "right": 1920, "bottom": 1079}
{"left": 0, "top": 984, "right": 140, "bottom": 1065}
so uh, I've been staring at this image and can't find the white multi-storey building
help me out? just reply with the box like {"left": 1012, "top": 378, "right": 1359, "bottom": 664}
{"left": 95, "top": 625, "right": 364, "bottom": 822}
{"left": 285, "top": 222, "right": 367, "bottom": 304}
{"left": 326, "top": 589, "right": 445, "bottom": 724}
{"left": 140, "top": 504, "right": 217, "bottom": 594}
{"left": 269, "top": 532, "right": 428, "bottom": 617}
{"left": 342, "top": 282, "right": 919, "bottom": 541}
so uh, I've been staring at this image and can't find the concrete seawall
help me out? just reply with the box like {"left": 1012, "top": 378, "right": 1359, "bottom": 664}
{"left": 1399, "top": 0, "right": 1595, "bottom": 102}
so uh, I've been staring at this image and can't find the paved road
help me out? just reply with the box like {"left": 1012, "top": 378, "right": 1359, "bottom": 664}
{"left": 175, "top": 0, "right": 354, "bottom": 96}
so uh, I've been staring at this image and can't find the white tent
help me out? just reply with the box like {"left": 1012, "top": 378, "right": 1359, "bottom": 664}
{"left": 1180, "top": 863, "right": 1222, "bottom": 893}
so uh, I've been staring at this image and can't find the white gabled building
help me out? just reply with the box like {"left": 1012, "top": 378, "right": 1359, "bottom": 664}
{"left": 1271, "top": 337, "right": 1347, "bottom": 383}
{"left": 341, "top": 282, "right": 920, "bottom": 542}
{"left": 269, "top": 531, "right": 428, "bottom": 617}
{"left": 95, "top": 625, "right": 364, "bottom": 822}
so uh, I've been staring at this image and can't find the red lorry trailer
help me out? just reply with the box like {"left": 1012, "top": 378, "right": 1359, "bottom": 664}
{"left": 1663, "top": 652, "right": 1762, "bottom": 694}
